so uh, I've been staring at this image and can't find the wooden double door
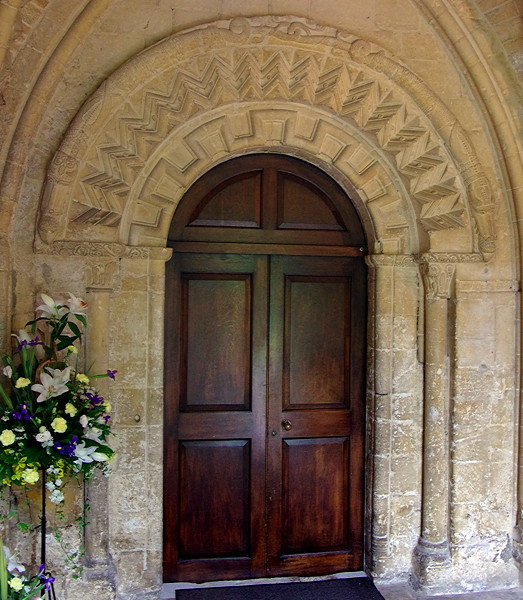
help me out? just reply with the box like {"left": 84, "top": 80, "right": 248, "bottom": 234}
{"left": 164, "top": 251, "right": 366, "bottom": 582}
{"left": 163, "top": 154, "right": 367, "bottom": 583}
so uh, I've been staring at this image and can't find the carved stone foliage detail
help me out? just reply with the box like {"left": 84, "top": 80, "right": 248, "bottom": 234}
{"left": 419, "top": 259, "right": 456, "bottom": 301}
{"left": 40, "top": 16, "right": 493, "bottom": 257}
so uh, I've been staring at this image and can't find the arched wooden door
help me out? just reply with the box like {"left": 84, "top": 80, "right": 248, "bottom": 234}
{"left": 163, "top": 155, "right": 367, "bottom": 583}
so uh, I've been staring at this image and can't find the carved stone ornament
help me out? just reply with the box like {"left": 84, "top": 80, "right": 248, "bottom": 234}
{"left": 419, "top": 257, "right": 456, "bottom": 301}
{"left": 35, "top": 240, "right": 172, "bottom": 261}
{"left": 38, "top": 15, "right": 493, "bottom": 259}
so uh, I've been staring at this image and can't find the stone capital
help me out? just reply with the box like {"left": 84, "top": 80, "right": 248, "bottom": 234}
{"left": 419, "top": 259, "right": 456, "bottom": 301}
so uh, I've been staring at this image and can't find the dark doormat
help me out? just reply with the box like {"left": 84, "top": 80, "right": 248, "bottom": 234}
{"left": 175, "top": 577, "right": 386, "bottom": 599}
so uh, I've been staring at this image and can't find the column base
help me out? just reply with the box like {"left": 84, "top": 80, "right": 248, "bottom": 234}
{"left": 513, "top": 524, "right": 523, "bottom": 576}
{"left": 411, "top": 537, "right": 452, "bottom": 592}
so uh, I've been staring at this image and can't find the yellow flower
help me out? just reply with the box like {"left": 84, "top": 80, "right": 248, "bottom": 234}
{"left": 8, "top": 577, "right": 23, "bottom": 591}
{"left": 67, "top": 345, "right": 78, "bottom": 354}
{"left": 76, "top": 373, "right": 89, "bottom": 384}
{"left": 55, "top": 459, "right": 65, "bottom": 478}
{"left": 65, "top": 403, "right": 77, "bottom": 417}
{"left": 21, "top": 468, "right": 39, "bottom": 484}
{"left": 103, "top": 401, "right": 112, "bottom": 413}
{"left": 0, "top": 430, "right": 15, "bottom": 446}
{"left": 11, "top": 457, "right": 27, "bottom": 481}
{"left": 51, "top": 417, "right": 67, "bottom": 433}
{"left": 15, "top": 377, "right": 31, "bottom": 388}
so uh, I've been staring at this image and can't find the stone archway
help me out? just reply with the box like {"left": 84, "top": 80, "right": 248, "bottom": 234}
{"left": 38, "top": 16, "right": 491, "bottom": 257}
{"left": 34, "top": 15, "right": 508, "bottom": 599}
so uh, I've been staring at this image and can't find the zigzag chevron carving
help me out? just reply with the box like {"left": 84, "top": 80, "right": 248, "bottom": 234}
{"left": 73, "top": 50, "right": 465, "bottom": 233}
{"left": 43, "top": 16, "right": 493, "bottom": 255}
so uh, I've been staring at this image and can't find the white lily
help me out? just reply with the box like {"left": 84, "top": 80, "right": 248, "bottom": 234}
{"left": 66, "top": 292, "right": 88, "bottom": 316}
{"left": 44, "top": 366, "right": 71, "bottom": 385}
{"left": 73, "top": 442, "right": 98, "bottom": 464}
{"left": 35, "top": 293, "right": 66, "bottom": 319}
{"left": 3, "top": 546, "right": 25, "bottom": 574}
{"left": 84, "top": 427, "right": 103, "bottom": 441}
{"left": 31, "top": 370, "right": 69, "bottom": 403}
{"left": 74, "top": 442, "right": 108, "bottom": 465}
{"left": 91, "top": 451, "right": 109, "bottom": 462}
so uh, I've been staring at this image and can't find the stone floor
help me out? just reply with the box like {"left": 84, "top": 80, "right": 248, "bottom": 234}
{"left": 377, "top": 583, "right": 523, "bottom": 599}
{"left": 162, "top": 574, "right": 523, "bottom": 599}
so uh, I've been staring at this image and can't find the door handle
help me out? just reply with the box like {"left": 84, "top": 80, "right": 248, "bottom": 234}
{"left": 281, "top": 419, "right": 292, "bottom": 431}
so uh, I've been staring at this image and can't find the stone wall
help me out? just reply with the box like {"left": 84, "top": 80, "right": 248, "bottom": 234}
{"left": 0, "top": 2, "right": 521, "bottom": 599}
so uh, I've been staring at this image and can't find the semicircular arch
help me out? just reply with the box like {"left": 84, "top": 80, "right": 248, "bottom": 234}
{"left": 38, "top": 15, "right": 492, "bottom": 260}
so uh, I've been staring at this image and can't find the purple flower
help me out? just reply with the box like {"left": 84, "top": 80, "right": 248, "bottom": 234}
{"left": 86, "top": 392, "right": 104, "bottom": 406}
{"left": 37, "top": 564, "right": 55, "bottom": 589}
{"left": 12, "top": 403, "right": 32, "bottom": 421}
{"left": 53, "top": 438, "right": 78, "bottom": 457}
{"left": 106, "top": 369, "right": 117, "bottom": 380}
{"left": 15, "top": 336, "right": 44, "bottom": 353}
{"left": 41, "top": 571, "right": 55, "bottom": 590}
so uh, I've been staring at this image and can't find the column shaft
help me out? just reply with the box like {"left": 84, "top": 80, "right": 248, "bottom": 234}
{"left": 412, "top": 259, "right": 455, "bottom": 589}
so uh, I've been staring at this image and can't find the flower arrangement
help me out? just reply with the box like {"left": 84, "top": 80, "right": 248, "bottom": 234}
{"left": 0, "top": 538, "right": 53, "bottom": 600}
{"left": 0, "top": 293, "right": 116, "bottom": 504}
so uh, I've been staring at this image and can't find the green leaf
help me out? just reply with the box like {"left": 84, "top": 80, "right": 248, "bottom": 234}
{"left": 0, "top": 536, "right": 7, "bottom": 600}
{"left": 0, "top": 386, "right": 12, "bottom": 410}
{"left": 57, "top": 336, "right": 75, "bottom": 351}
{"left": 67, "top": 321, "right": 82, "bottom": 339}
{"left": 75, "top": 314, "right": 87, "bottom": 328}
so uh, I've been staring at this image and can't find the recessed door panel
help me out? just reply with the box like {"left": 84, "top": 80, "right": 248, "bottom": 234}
{"left": 281, "top": 437, "right": 349, "bottom": 554}
{"left": 183, "top": 274, "right": 252, "bottom": 411}
{"left": 285, "top": 276, "right": 349, "bottom": 408}
{"left": 179, "top": 440, "right": 251, "bottom": 558}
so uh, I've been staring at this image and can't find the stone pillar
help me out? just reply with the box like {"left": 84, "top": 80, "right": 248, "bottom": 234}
{"left": 366, "top": 254, "right": 395, "bottom": 573}
{"left": 84, "top": 260, "right": 119, "bottom": 584}
{"left": 412, "top": 256, "right": 456, "bottom": 590}
{"left": 366, "top": 254, "right": 422, "bottom": 578}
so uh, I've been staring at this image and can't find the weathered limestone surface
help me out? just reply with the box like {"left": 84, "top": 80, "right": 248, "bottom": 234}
{"left": 0, "top": 2, "right": 521, "bottom": 599}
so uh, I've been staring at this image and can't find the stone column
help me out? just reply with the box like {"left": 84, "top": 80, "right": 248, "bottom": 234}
{"left": 366, "top": 254, "right": 422, "bottom": 577}
{"left": 412, "top": 256, "right": 456, "bottom": 589}
{"left": 84, "top": 259, "right": 119, "bottom": 582}
{"left": 366, "top": 254, "right": 395, "bottom": 573}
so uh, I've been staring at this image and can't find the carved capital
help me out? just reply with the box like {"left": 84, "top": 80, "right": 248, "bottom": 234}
{"left": 86, "top": 260, "right": 119, "bottom": 291}
{"left": 419, "top": 259, "right": 455, "bottom": 301}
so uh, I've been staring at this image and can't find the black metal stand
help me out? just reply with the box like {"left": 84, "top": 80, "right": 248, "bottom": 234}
{"left": 41, "top": 470, "right": 57, "bottom": 600}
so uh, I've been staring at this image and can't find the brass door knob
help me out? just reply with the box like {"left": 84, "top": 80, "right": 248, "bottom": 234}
{"left": 281, "top": 419, "right": 292, "bottom": 431}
